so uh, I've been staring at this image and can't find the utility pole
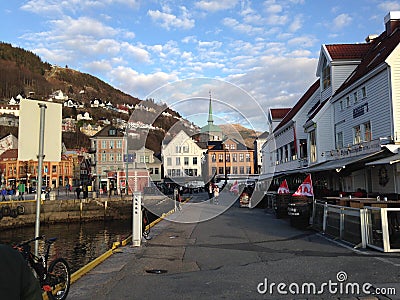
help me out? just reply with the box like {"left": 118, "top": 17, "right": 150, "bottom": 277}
{"left": 35, "top": 103, "right": 46, "bottom": 256}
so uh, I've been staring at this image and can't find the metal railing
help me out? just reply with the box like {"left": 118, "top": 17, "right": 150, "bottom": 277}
{"left": 314, "top": 201, "right": 366, "bottom": 247}
{"left": 313, "top": 201, "right": 400, "bottom": 252}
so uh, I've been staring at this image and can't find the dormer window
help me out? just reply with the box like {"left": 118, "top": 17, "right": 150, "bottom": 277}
{"left": 322, "top": 56, "right": 331, "bottom": 90}
{"left": 108, "top": 128, "right": 116, "bottom": 136}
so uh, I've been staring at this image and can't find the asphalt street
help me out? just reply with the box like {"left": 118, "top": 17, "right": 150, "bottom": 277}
{"left": 68, "top": 191, "right": 400, "bottom": 300}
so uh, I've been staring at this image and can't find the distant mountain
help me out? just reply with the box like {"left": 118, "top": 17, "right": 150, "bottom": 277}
{"left": 219, "top": 124, "right": 260, "bottom": 149}
{"left": 0, "top": 42, "right": 200, "bottom": 153}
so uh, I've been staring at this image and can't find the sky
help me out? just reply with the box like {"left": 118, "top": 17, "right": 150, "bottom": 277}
{"left": 1, "top": 0, "right": 400, "bottom": 132}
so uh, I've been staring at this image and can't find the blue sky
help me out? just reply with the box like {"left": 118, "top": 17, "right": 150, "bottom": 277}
{"left": 1, "top": 0, "right": 399, "bottom": 132}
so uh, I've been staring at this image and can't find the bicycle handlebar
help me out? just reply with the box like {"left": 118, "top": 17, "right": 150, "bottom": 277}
{"left": 16, "top": 236, "right": 45, "bottom": 247}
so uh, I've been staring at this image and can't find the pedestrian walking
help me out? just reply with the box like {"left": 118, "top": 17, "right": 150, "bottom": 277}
{"left": 8, "top": 188, "right": 14, "bottom": 201}
{"left": 213, "top": 185, "right": 219, "bottom": 204}
{"left": 1, "top": 187, "right": 6, "bottom": 201}
{"left": 17, "top": 183, "right": 25, "bottom": 200}
{"left": 208, "top": 183, "right": 213, "bottom": 199}
{"left": 75, "top": 186, "right": 81, "bottom": 199}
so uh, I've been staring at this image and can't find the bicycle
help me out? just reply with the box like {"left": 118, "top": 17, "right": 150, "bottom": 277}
{"left": 13, "top": 236, "right": 71, "bottom": 300}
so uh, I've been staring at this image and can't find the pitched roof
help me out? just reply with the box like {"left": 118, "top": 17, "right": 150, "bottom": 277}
{"left": 335, "top": 27, "right": 400, "bottom": 94}
{"left": 92, "top": 125, "right": 124, "bottom": 138}
{"left": 325, "top": 44, "right": 372, "bottom": 60}
{"left": 0, "top": 149, "right": 18, "bottom": 161}
{"left": 270, "top": 108, "right": 291, "bottom": 119}
{"left": 274, "top": 79, "right": 320, "bottom": 133}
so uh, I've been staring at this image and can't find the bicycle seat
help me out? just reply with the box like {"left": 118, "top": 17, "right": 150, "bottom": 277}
{"left": 46, "top": 237, "right": 58, "bottom": 244}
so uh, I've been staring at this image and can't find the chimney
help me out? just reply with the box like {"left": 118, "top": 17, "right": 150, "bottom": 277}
{"left": 365, "top": 34, "right": 378, "bottom": 43}
{"left": 384, "top": 11, "right": 400, "bottom": 35}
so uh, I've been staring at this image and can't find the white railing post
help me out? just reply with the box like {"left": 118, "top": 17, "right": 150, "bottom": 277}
{"left": 322, "top": 202, "right": 328, "bottom": 233}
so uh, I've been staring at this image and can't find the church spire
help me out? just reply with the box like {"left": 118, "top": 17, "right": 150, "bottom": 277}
{"left": 207, "top": 90, "right": 213, "bottom": 125}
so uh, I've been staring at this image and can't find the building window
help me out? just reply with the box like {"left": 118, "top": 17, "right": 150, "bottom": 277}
{"left": 102, "top": 141, "right": 107, "bottom": 149}
{"left": 175, "top": 146, "right": 181, "bottom": 153}
{"left": 117, "top": 153, "right": 122, "bottom": 161}
{"left": 310, "top": 130, "right": 317, "bottom": 163}
{"left": 101, "top": 153, "right": 107, "bottom": 161}
{"left": 361, "top": 86, "right": 367, "bottom": 98}
{"left": 218, "top": 154, "right": 224, "bottom": 162}
{"left": 193, "top": 157, "right": 197, "bottom": 165}
{"left": 353, "top": 125, "right": 361, "bottom": 144}
{"left": 176, "top": 157, "right": 180, "bottom": 165}
{"left": 246, "top": 153, "right": 250, "bottom": 162}
{"left": 218, "top": 167, "right": 224, "bottom": 174}
{"left": 233, "top": 166, "right": 238, "bottom": 174}
{"left": 232, "top": 153, "right": 237, "bottom": 162}
{"left": 52, "top": 165, "right": 57, "bottom": 173}
{"left": 239, "top": 153, "right": 244, "bottom": 162}
{"left": 117, "top": 140, "right": 122, "bottom": 148}
{"left": 246, "top": 166, "right": 251, "bottom": 174}
{"left": 226, "top": 167, "right": 230, "bottom": 174}
{"left": 109, "top": 153, "right": 114, "bottom": 161}
{"left": 154, "top": 168, "right": 159, "bottom": 174}
{"left": 184, "top": 157, "right": 189, "bottom": 165}
{"left": 364, "top": 122, "right": 372, "bottom": 141}
{"left": 336, "top": 132, "right": 343, "bottom": 149}
{"left": 230, "top": 144, "right": 235, "bottom": 150}
{"left": 290, "top": 142, "right": 296, "bottom": 160}
{"left": 212, "top": 154, "right": 216, "bottom": 162}
{"left": 167, "top": 158, "right": 172, "bottom": 166}
{"left": 211, "top": 167, "right": 217, "bottom": 176}
{"left": 322, "top": 56, "right": 331, "bottom": 89}
{"left": 239, "top": 166, "right": 244, "bottom": 174}
{"left": 339, "top": 101, "right": 343, "bottom": 111}
{"left": 353, "top": 91, "right": 358, "bottom": 103}
{"left": 110, "top": 140, "right": 114, "bottom": 149}
{"left": 182, "top": 145, "right": 189, "bottom": 153}
{"left": 346, "top": 96, "right": 351, "bottom": 107}
{"left": 167, "top": 169, "right": 172, "bottom": 176}
{"left": 226, "top": 153, "right": 230, "bottom": 162}
{"left": 299, "top": 139, "right": 307, "bottom": 159}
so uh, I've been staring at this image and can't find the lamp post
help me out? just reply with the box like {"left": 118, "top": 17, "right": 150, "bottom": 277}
{"left": 224, "top": 147, "right": 228, "bottom": 187}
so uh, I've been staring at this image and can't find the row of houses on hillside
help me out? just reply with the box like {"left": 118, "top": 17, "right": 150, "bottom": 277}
{"left": 88, "top": 94, "right": 256, "bottom": 193}
{"left": 258, "top": 11, "right": 400, "bottom": 198}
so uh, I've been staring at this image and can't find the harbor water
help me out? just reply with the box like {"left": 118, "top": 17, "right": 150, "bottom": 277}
{"left": 0, "top": 219, "right": 132, "bottom": 273}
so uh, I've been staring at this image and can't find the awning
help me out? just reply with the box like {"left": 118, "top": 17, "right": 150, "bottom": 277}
{"left": 257, "top": 168, "right": 308, "bottom": 181}
{"left": 306, "top": 150, "right": 387, "bottom": 173}
{"left": 365, "top": 153, "right": 400, "bottom": 165}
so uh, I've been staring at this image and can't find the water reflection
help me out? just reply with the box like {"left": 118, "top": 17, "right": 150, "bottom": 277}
{"left": 0, "top": 220, "right": 132, "bottom": 273}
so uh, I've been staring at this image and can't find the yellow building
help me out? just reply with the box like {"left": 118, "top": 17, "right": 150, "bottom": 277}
{"left": 0, "top": 149, "right": 73, "bottom": 190}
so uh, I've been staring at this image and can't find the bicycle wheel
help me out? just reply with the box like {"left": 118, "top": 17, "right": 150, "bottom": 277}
{"left": 17, "top": 205, "right": 25, "bottom": 215}
{"left": 10, "top": 208, "right": 18, "bottom": 218}
{"left": 46, "top": 258, "right": 71, "bottom": 300}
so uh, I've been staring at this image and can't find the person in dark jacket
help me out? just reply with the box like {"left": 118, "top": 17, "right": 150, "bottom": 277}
{"left": 0, "top": 244, "right": 42, "bottom": 299}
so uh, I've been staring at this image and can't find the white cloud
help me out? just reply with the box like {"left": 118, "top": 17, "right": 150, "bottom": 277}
{"left": 332, "top": 13, "right": 352, "bottom": 31}
{"left": 84, "top": 60, "right": 114, "bottom": 74}
{"left": 378, "top": 1, "right": 400, "bottom": 11}
{"left": 50, "top": 16, "right": 118, "bottom": 38}
{"left": 121, "top": 42, "right": 151, "bottom": 63}
{"left": 147, "top": 6, "right": 195, "bottom": 30}
{"left": 222, "top": 18, "right": 263, "bottom": 35}
{"left": 109, "top": 67, "right": 179, "bottom": 98}
{"left": 288, "top": 15, "right": 303, "bottom": 32}
{"left": 195, "top": 0, "right": 239, "bottom": 12}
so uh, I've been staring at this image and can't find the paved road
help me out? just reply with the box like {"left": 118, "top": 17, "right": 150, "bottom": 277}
{"left": 68, "top": 191, "right": 400, "bottom": 299}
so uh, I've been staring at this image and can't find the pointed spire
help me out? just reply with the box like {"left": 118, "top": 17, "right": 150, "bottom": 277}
{"left": 207, "top": 90, "right": 213, "bottom": 125}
